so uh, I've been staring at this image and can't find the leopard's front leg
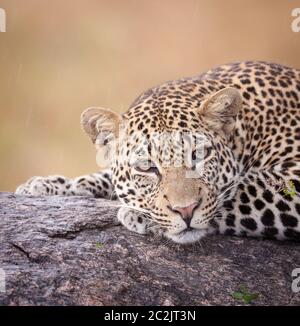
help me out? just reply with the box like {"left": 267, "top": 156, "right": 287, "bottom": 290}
{"left": 16, "top": 170, "right": 116, "bottom": 199}
{"left": 15, "top": 175, "right": 71, "bottom": 196}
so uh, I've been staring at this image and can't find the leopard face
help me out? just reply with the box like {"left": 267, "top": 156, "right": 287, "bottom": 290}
{"left": 81, "top": 86, "right": 241, "bottom": 243}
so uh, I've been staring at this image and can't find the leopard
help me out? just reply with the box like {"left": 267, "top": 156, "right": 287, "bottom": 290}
{"left": 16, "top": 61, "right": 300, "bottom": 244}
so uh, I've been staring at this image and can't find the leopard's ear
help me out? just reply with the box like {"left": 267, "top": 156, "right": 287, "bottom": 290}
{"left": 81, "top": 107, "right": 123, "bottom": 145}
{"left": 81, "top": 107, "right": 125, "bottom": 168}
{"left": 198, "top": 87, "right": 242, "bottom": 137}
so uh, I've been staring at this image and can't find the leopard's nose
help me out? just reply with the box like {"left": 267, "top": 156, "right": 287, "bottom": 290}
{"left": 167, "top": 201, "right": 200, "bottom": 227}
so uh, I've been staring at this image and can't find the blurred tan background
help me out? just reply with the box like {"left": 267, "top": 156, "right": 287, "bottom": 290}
{"left": 0, "top": 0, "right": 300, "bottom": 191}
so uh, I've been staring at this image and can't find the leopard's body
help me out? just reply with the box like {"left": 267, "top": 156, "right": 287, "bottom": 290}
{"left": 16, "top": 61, "right": 300, "bottom": 244}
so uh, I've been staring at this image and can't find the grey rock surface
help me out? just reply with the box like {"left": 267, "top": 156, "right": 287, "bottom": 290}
{"left": 0, "top": 192, "right": 299, "bottom": 305}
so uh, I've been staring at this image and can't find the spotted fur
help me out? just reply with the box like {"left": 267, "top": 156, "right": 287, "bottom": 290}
{"left": 16, "top": 61, "right": 300, "bottom": 244}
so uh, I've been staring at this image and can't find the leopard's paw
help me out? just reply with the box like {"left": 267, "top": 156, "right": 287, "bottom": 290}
{"left": 15, "top": 176, "right": 69, "bottom": 196}
{"left": 117, "top": 207, "right": 150, "bottom": 235}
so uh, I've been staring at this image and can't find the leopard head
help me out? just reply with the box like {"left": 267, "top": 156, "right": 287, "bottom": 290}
{"left": 81, "top": 86, "right": 241, "bottom": 244}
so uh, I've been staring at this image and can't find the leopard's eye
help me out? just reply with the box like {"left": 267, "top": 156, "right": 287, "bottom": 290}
{"left": 134, "top": 161, "right": 160, "bottom": 175}
{"left": 192, "top": 146, "right": 212, "bottom": 162}
{"left": 204, "top": 146, "right": 212, "bottom": 159}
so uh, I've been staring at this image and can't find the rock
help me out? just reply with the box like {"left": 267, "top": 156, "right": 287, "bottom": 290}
{"left": 0, "top": 192, "right": 299, "bottom": 305}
